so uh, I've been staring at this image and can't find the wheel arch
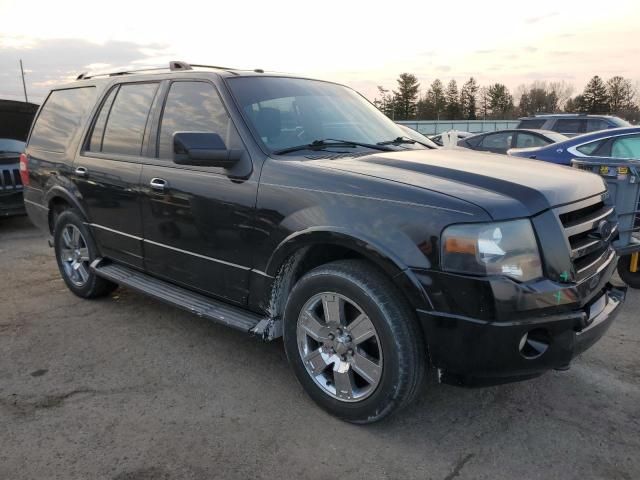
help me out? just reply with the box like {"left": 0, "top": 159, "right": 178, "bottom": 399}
{"left": 264, "top": 227, "right": 433, "bottom": 313}
{"left": 45, "top": 186, "right": 89, "bottom": 233}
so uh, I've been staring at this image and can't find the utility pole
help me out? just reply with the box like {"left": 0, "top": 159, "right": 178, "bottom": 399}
{"left": 20, "top": 59, "right": 28, "bottom": 103}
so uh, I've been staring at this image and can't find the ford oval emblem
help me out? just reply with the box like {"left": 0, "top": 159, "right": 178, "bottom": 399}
{"left": 589, "top": 274, "right": 601, "bottom": 290}
{"left": 597, "top": 220, "right": 613, "bottom": 241}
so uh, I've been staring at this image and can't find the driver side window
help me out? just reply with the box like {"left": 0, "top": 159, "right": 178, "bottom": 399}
{"left": 158, "top": 81, "right": 241, "bottom": 160}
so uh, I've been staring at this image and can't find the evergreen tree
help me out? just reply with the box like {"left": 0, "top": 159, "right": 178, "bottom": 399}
{"left": 487, "top": 83, "right": 514, "bottom": 118}
{"left": 444, "top": 79, "right": 460, "bottom": 119}
{"left": 392, "top": 73, "right": 420, "bottom": 120}
{"left": 425, "top": 79, "right": 446, "bottom": 120}
{"left": 460, "top": 77, "right": 479, "bottom": 120}
{"left": 580, "top": 76, "right": 609, "bottom": 113}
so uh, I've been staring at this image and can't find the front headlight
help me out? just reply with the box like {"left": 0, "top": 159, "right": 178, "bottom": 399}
{"left": 441, "top": 219, "right": 543, "bottom": 282}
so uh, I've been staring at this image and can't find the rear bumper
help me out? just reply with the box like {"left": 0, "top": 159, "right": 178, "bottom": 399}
{"left": 418, "top": 283, "right": 625, "bottom": 386}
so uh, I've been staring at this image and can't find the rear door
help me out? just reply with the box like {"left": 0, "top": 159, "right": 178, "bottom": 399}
{"left": 74, "top": 82, "right": 160, "bottom": 268}
{"left": 139, "top": 79, "right": 257, "bottom": 304}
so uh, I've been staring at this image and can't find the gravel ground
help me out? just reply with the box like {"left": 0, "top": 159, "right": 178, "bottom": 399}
{"left": 1, "top": 215, "right": 639, "bottom": 480}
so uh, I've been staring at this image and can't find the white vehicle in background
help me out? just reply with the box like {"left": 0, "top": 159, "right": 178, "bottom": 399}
{"left": 429, "top": 130, "right": 473, "bottom": 147}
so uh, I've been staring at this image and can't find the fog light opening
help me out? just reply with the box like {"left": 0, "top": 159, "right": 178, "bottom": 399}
{"left": 519, "top": 329, "right": 550, "bottom": 360}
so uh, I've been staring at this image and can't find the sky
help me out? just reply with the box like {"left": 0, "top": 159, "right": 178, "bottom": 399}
{"left": 1, "top": 0, "right": 639, "bottom": 104}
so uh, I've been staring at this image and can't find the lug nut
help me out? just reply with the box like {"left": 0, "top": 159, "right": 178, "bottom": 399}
{"left": 336, "top": 328, "right": 342, "bottom": 335}
{"left": 347, "top": 349, "right": 354, "bottom": 356}
{"left": 345, "top": 335, "right": 352, "bottom": 343}
{"left": 341, "top": 355, "right": 347, "bottom": 361}
{"left": 328, "top": 333, "right": 335, "bottom": 340}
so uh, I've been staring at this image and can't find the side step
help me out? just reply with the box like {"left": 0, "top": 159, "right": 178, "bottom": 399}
{"left": 92, "top": 260, "right": 265, "bottom": 333}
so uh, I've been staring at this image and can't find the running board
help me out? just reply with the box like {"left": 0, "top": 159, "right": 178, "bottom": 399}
{"left": 91, "top": 260, "right": 275, "bottom": 336}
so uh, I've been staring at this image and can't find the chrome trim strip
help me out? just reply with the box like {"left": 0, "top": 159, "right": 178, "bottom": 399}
{"left": 89, "top": 223, "right": 143, "bottom": 241}
{"left": 23, "top": 199, "right": 49, "bottom": 210}
{"left": 251, "top": 269, "right": 274, "bottom": 278}
{"left": 563, "top": 206, "right": 615, "bottom": 237}
{"left": 143, "top": 239, "right": 251, "bottom": 271}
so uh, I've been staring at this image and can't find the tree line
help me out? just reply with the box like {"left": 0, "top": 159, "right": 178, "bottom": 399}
{"left": 375, "top": 74, "right": 640, "bottom": 122}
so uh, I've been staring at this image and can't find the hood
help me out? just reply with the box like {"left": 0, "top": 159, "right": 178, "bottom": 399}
{"left": 308, "top": 149, "right": 606, "bottom": 220}
{"left": 0, "top": 99, "right": 39, "bottom": 141}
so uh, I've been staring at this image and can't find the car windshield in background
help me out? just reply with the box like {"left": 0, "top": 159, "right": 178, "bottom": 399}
{"left": 228, "top": 77, "right": 426, "bottom": 154}
{"left": 611, "top": 117, "right": 632, "bottom": 127}
{"left": 0, "top": 138, "right": 26, "bottom": 154}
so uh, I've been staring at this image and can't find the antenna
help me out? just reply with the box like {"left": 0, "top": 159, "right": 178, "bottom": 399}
{"left": 19, "top": 59, "right": 28, "bottom": 103}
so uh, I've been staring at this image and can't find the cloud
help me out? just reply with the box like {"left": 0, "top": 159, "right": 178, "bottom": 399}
{"left": 434, "top": 65, "right": 452, "bottom": 72}
{"left": 524, "top": 12, "right": 559, "bottom": 24}
{"left": 523, "top": 46, "right": 538, "bottom": 53}
{"left": 0, "top": 37, "right": 174, "bottom": 103}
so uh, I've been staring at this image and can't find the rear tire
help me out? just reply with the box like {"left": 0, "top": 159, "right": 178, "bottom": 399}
{"left": 53, "top": 209, "right": 117, "bottom": 298}
{"left": 617, "top": 254, "right": 640, "bottom": 289}
{"left": 283, "top": 259, "right": 426, "bottom": 424}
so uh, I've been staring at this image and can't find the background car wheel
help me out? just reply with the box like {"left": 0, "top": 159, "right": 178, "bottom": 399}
{"left": 283, "top": 259, "right": 426, "bottom": 424}
{"left": 617, "top": 254, "right": 640, "bottom": 289}
{"left": 53, "top": 209, "right": 117, "bottom": 298}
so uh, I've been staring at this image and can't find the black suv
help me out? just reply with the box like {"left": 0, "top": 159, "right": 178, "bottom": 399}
{"left": 23, "top": 62, "right": 625, "bottom": 423}
{"left": 517, "top": 114, "right": 630, "bottom": 137}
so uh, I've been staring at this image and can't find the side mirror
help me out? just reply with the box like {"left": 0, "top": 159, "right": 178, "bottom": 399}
{"left": 173, "top": 132, "right": 243, "bottom": 167}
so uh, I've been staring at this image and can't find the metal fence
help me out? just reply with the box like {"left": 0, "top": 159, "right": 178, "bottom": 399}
{"left": 396, "top": 120, "right": 520, "bottom": 135}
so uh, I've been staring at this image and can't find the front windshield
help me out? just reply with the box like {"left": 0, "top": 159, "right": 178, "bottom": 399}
{"left": 227, "top": 76, "right": 425, "bottom": 154}
{"left": 0, "top": 138, "right": 25, "bottom": 154}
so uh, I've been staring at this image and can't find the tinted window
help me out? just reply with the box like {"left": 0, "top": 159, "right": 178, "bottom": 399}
{"left": 611, "top": 135, "right": 640, "bottom": 159}
{"left": 480, "top": 132, "right": 513, "bottom": 149}
{"left": 586, "top": 119, "right": 609, "bottom": 132}
{"left": 158, "top": 81, "right": 241, "bottom": 159}
{"left": 576, "top": 140, "right": 605, "bottom": 156}
{"left": 554, "top": 118, "right": 584, "bottom": 134}
{"left": 464, "top": 135, "right": 483, "bottom": 147}
{"left": 517, "top": 119, "right": 545, "bottom": 129}
{"left": 88, "top": 87, "right": 118, "bottom": 152}
{"left": 0, "top": 138, "right": 25, "bottom": 153}
{"left": 29, "top": 87, "right": 96, "bottom": 152}
{"left": 515, "top": 133, "right": 550, "bottom": 148}
{"left": 101, "top": 83, "right": 158, "bottom": 156}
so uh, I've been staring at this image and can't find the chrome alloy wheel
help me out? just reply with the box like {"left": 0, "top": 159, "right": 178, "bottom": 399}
{"left": 297, "top": 292, "right": 383, "bottom": 402}
{"left": 59, "top": 224, "right": 91, "bottom": 287}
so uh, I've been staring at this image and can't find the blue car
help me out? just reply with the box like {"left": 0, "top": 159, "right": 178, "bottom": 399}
{"left": 508, "top": 126, "right": 640, "bottom": 165}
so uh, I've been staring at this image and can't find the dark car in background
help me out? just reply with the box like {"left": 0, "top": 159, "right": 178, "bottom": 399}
{"left": 508, "top": 127, "right": 640, "bottom": 165}
{"left": 516, "top": 114, "right": 630, "bottom": 137}
{"left": 0, "top": 99, "right": 39, "bottom": 217}
{"left": 457, "top": 129, "right": 567, "bottom": 154}
{"left": 0, "top": 138, "right": 26, "bottom": 217}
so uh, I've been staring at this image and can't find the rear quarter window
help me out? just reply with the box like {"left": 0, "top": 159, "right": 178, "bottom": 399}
{"left": 29, "top": 87, "right": 97, "bottom": 153}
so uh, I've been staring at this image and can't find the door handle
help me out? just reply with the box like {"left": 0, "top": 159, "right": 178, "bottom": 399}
{"left": 149, "top": 177, "right": 168, "bottom": 191}
{"left": 75, "top": 166, "right": 88, "bottom": 178}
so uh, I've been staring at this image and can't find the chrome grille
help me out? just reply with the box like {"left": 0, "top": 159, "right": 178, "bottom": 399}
{"left": 556, "top": 196, "right": 616, "bottom": 282}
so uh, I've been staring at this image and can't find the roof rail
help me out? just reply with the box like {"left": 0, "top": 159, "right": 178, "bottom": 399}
{"left": 77, "top": 61, "right": 263, "bottom": 81}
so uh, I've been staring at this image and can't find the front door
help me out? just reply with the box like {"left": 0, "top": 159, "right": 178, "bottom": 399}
{"left": 74, "top": 81, "right": 160, "bottom": 269}
{"left": 139, "top": 80, "right": 257, "bottom": 304}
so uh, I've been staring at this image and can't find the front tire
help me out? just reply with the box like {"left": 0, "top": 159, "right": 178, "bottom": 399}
{"left": 283, "top": 260, "right": 426, "bottom": 423}
{"left": 53, "top": 209, "right": 117, "bottom": 298}
{"left": 617, "top": 254, "right": 640, "bottom": 289}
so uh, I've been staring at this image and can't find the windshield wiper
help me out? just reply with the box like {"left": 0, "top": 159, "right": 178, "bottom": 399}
{"left": 273, "top": 139, "right": 393, "bottom": 155}
{"left": 377, "top": 136, "right": 437, "bottom": 149}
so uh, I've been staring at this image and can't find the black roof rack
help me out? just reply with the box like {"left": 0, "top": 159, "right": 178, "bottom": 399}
{"left": 76, "top": 61, "right": 264, "bottom": 80}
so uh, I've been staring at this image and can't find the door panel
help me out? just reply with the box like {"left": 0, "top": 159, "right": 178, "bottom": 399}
{"left": 74, "top": 81, "right": 160, "bottom": 268}
{"left": 140, "top": 80, "right": 256, "bottom": 304}
{"left": 140, "top": 165, "right": 257, "bottom": 303}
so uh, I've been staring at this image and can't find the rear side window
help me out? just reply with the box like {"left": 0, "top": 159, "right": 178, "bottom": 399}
{"left": 586, "top": 119, "right": 609, "bottom": 132}
{"left": 554, "top": 119, "right": 584, "bottom": 135}
{"left": 480, "top": 132, "right": 513, "bottom": 149}
{"left": 611, "top": 135, "right": 640, "bottom": 159}
{"left": 515, "top": 133, "right": 550, "bottom": 148}
{"left": 158, "top": 81, "right": 241, "bottom": 159}
{"left": 97, "top": 83, "right": 159, "bottom": 156}
{"left": 576, "top": 140, "right": 605, "bottom": 156}
{"left": 29, "top": 87, "right": 96, "bottom": 152}
{"left": 517, "top": 119, "right": 545, "bottom": 129}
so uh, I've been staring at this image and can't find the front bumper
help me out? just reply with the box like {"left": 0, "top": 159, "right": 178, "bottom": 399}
{"left": 414, "top": 254, "right": 626, "bottom": 386}
{"left": 0, "top": 191, "right": 25, "bottom": 217}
